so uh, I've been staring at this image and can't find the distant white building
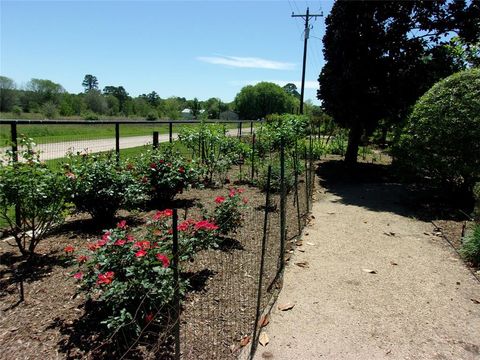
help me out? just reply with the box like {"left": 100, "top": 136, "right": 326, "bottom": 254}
{"left": 181, "top": 108, "right": 205, "bottom": 120}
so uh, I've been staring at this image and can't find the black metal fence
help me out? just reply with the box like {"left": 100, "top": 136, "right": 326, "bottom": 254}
{"left": 0, "top": 118, "right": 315, "bottom": 359}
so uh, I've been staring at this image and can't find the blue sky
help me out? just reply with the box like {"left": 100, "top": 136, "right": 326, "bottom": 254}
{"left": 1, "top": 0, "right": 333, "bottom": 104}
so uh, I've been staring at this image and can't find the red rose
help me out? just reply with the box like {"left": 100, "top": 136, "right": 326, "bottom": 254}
{"left": 215, "top": 196, "right": 225, "bottom": 204}
{"left": 73, "top": 272, "right": 83, "bottom": 280}
{"left": 64, "top": 245, "right": 75, "bottom": 254}
{"left": 97, "top": 271, "right": 114, "bottom": 285}
{"left": 117, "top": 220, "right": 127, "bottom": 229}
{"left": 155, "top": 253, "right": 170, "bottom": 268}
{"left": 135, "top": 250, "right": 147, "bottom": 257}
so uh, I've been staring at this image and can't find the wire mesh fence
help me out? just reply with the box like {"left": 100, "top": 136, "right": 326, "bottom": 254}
{"left": 0, "top": 118, "right": 315, "bottom": 359}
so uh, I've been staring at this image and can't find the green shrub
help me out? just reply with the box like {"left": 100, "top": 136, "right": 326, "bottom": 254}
{"left": 82, "top": 111, "right": 99, "bottom": 121}
{"left": 256, "top": 156, "right": 299, "bottom": 193}
{"left": 394, "top": 68, "right": 480, "bottom": 192}
{"left": 474, "top": 182, "right": 480, "bottom": 221}
{"left": 12, "top": 105, "right": 22, "bottom": 117}
{"left": 460, "top": 223, "right": 480, "bottom": 266}
{"left": 136, "top": 147, "right": 202, "bottom": 203}
{"left": 145, "top": 110, "right": 158, "bottom": 121}
{"left": 41, "top": 101, "right": 57, "bottom": 119}
{"left": 212, "top": 188, "right": 248, "bottom": 235}
{"left": 257, "top": 114, "right": 308, "bottom": 157}
{"left": 0, "top": 138, "right": 68, "bottom": 258}
{"left": 178, "top": 123, "right": 249, "bottom": 184}
{"left": 64, "top": 152, "right": 145, "bottom": 223}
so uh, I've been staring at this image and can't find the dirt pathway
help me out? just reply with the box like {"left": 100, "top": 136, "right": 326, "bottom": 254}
{"left": 254, "top": 179, "right": 480, "bottom": 360}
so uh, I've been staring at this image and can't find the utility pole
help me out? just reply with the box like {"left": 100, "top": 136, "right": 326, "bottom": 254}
{"left": 292, "top": 7, "right": 323, "bottom": 114}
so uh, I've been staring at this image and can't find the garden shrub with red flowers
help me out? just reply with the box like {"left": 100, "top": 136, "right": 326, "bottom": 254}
{"left": 137, "top": 147, "right": 203, "bottom": 203}
{"left": 212, "top": 188, "right": 248, "bottom": 235}
{"left": 70, "top": 210, "right": 221, "bottom": 337}
{"left": 71, "top": 219, "right": 179, "bottom": 336}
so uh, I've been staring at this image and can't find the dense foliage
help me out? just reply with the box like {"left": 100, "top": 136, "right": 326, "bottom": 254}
{"left": 234, "top": 82, "right": 299, "bottom": 119}
{"left": 318, "top": 0, "right": 479, "bottom": 163}
{"left": 0, "top": 138, "right": 68, "bottom": 257}
{"left": 460, "top": 223, "right": 480, "bottom": 267}
{"left": 135, "top": 147, "right": 202, "bottom": 202}
{"left": 65, "top": 152, "right": 145, "bottom": 223}
{"left": 178, "top": 123, "right": 249, "bottom": 185}
{"left": 394, "top": 69, "right": 480, "bottom": 193}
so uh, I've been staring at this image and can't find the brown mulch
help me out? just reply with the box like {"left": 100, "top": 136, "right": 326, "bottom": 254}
{"left": 0, "top": 172, "right": 309, "bottom": 360}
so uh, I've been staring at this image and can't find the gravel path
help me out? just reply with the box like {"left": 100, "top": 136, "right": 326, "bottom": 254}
{"left": 254, "top": 180, "right": 480, "bottom": 360}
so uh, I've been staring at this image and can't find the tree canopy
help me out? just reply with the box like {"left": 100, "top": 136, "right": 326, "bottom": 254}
{"left": 82, "top": 74, "right": 99, "bottom": 92}
{"left": 234, "top": 82, "right": 298, "bottom": 119}
{"left": 318, "top": 0, "right": 480, "bottom": 163}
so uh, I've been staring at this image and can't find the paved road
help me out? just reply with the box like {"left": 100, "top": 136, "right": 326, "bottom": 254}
{"left": 1, "top": 128, "right": 246, "bottom": 161}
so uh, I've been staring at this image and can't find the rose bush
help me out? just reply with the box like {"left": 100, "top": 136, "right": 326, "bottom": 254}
{"left": 136, "top": 147, "right": 202, "bottom": 203}
{"left": 211, "top": 188, "right": 248, "bottom": 235}
{"left": 0, "top": 137, "right": 68, "bottom": 258}
{"left": 64, "top": 151, "right": 145, "bottom": 224}
{"left": 70, "top": 211, "right": 221, "bottom": 336}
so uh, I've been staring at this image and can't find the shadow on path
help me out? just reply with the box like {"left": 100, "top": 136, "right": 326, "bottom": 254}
{"left": 316, "top": 159, "right": 469, "bottom": 222}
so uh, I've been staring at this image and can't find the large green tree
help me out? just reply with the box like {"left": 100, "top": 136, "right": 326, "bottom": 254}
{"left": 103, "top": 86, "right": 130, "bottom": 114}
{"left": 82, "top": 74, "right": 99, "bottom": 92}
{"left": 0, "top": 76, "right": 17, "bottom": 112}
{"left": 318, "top": 0, "right": 480, "bottom": 164}
{"left": 234, "top": 82, "right": 297, "bottom": 119}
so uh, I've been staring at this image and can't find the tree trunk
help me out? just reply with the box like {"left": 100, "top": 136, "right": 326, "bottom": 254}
{"left": 345, "top": 124, "right": 362, "bottom": 164}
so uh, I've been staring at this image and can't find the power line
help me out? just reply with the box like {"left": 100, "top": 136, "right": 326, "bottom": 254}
{"left": 291, "top": 6, "right": 323, "bottom": 114}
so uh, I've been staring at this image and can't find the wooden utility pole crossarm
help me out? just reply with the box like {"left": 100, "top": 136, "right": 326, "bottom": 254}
{"left": 292, "top": 7, "right": 323, "bottom": 114}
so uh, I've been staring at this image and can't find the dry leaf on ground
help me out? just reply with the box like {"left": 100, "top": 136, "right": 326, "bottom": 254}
{"left": 362, "top": 268, "right": 377, "bottom": 274}
{"left": 262, "top": 351, "right": 274, "bottom": 359}
{"left": 390, "top": 261, "right": 398, "bottom": 266}
{"left": 306, "top": 242, "right": 315, "bottom": 246}
{"left": 295, "top": 262, "right": 309, "bottom": 268}
{"left": 240, "top": 335, "right": 251, "bottom": 347}
{"left": 471, "top": 298, "right": 480, "bottom": 304}
{"left": 259, "top": 332, "right": 269, "bottom": 346}
{"left": 278, "top": 302, "right": 295, "bottom": 311}
{"left": 258, "top": 314, "right": 270, "bottom": 327}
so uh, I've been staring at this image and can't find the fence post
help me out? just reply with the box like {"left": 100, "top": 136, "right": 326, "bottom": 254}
{"left": 169, "top": 122, "right": 173, "bottom": 143}
{"left": 10, "top": 122, "right": 18, "bottom": 162}
{"left": 172, "top": 209, "right": 181, "bottom": 360}
{"left": 294, "top": 143, "right": 301, "bottom": 235}
{"left": 304, "top": 146, "right": 309, "bottom": 213}
{"left": 279, "top": 138, "right": 286, "bottom": 273}
{"left": 250, "top": 120, "right": 253, "bottom": 136}
{"left": 250, "top": 165, "right": 271, "bottom": 358}
{"left": 238, "top": 122, "right": 242, "bottom": 138}
{"left": 153, "top": 131, "right": 159, "bottom": 149}
{"left": 251, "top": 133, "right": 256, "bottom": 181}
{"left": 11, "top": 123, "right": 21, "bottom": 235}
{"left": 115, "top": 123, "right": 120, "bottom": 162}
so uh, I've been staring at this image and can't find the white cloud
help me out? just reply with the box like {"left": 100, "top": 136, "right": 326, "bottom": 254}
{"left": 197, "top": 55, "right": 296, "bottom": 70}
{"left": 231, "top": 79, "right": 318, "bottom": 89}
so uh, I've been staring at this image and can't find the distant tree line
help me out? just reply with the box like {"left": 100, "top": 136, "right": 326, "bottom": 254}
{"left": 0, "top": 73, "right": 310, "bottom": 120}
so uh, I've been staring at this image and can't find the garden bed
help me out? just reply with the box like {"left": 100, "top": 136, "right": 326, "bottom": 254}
{"left": 0, "top": 175, "right": 308, "bottom": 359}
